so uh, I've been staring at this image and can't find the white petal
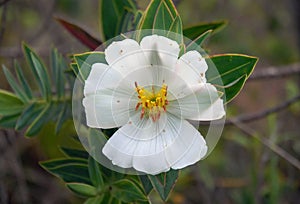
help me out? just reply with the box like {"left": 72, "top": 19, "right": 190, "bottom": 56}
{"left": 84, "top": 63, "right": 110, "bottom": 96}
{"left": 104, "top": 39, "right": 148, "bottom": 76}
{"left": 102, "top": 113, "right": 170, "bottom": 174}
{"left": 102, "top": 113, "right": 207, "bottom": 174}
{"left": 164, "top": 117, "right": 207, "bottom": 169}
{"left": 83, "top": 90, "right": 136, "bottom": 128}
{"left": 175, "top": 51, "right": 208, "bottom": 85}
{"left": 140, "top": 35, "right": 180, "bottom": 69}
{"left": 167, "top": 83, "right": 225, "bottom": 121}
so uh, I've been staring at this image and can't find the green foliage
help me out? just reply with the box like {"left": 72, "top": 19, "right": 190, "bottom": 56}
{"left": 0, "top": 45, "right": 72, "bottom": 136}
{"left": 41, "top": 155, "right": 148, "bottom": 203}
{"left": 183, "top": 21, "right": 227, "bottom": 40}
{"left": 137, "top": 0, "right": 183, "bottom": 44}
{"left": 100, "top": 0, "right": 140, "bottom": 41}
{"left": 207, "top": 54, "right": 258, "bottom": 103}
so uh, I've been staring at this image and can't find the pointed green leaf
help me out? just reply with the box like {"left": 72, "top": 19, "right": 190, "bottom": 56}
{"left": 14, "top": 61, "right": 33, "bottom": 100}
{"left": 186, "top": 29, "right": 213, "bottom": 51}
{"left": 207, "top": 54, "right": 258, "bottom": 103}
{"left": 183, "top": 21, "right": 227, "bottom": 40}
{"left": 40, "top": 159, "right": 91, "bottom": 185}
{"left": 138, "top": 0, "right": 183, "bottom": 43}
{"left": 40, "top": 158, "right": 87, "bottom": 169}
{"left": 148, "top": 169, "right": 179, "bottom": 201}
{"left": 15, "top": 102, "right": 44, "bottom": 130}
{"left": 111, "top": 179, "right": 147, "bottom": 202}
{"left": 51, "top": 48, "right": 65, "bottom": 100}
{"left": 0, "top": 90, "right": 24, "bottom": 116}
{"left": 73, "top": 52, "right": 106, "bottom": 80}
{"left": 23, "top": 43, "right": 51, "bottom": 101}
{"left": 60, "top": 147, "right": 89, "bottom": 159}
{"left": 0, "top": 113, "right": 20, "bottom": 128}
{"left": 139, "top": 175, "right": 153, "bottom": 195}
{"left": 88, "top": 156, "right": 104, "bottom": 188}
{"left": 102, "top": 193, "right": 121, "bottom": 204}
{"left": 84, "top": 196, "right": 104, "bottom": 204}
{"left": 55, "top": 102, "right": 71, "bottom": 134}
{"left": 25, "top": 102, "right": 53, "bottom": 137}
{"left": 2, "top": 65, "right": 29, "bottom": 102}
{"left": 100, "top": 0, "right": 138, "bottom": 40}
{"left": 66, "top": 183, "right": 97, "bottom": 197}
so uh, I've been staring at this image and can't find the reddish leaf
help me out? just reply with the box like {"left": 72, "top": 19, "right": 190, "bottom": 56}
{"left": 56, "top": 18, "right": 101, "bottom": 50}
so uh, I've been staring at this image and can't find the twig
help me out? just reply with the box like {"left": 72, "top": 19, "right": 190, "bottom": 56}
{"left": 230, "top": 119, "right": 300, "bottom": 171}
{"left": 225, "top": 94, "right": 300, "bottom": 125}
{"left": 249, "top": 63, "right": 300, "bottom": 80}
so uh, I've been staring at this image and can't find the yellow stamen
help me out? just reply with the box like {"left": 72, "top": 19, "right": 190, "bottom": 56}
{"left": 135, "top": 82, "right": 168, "bottom": 122}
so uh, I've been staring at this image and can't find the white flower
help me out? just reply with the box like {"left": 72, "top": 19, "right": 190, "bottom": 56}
{"left": 83, "top": 35, "right": 225, "bottom": 175}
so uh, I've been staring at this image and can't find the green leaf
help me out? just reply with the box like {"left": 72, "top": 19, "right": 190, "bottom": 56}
{"left": 40, "top": 158, "right": 87, "bottom": 169}
{"left": 2, "top": 65, "right": 29, "bottom": 102}
{"left": 55, "top": 102, "right": 71, "bottom": 134}
{"left": 14, "top": 61, "right": 33, "bottom": 100}
{"left": 0, "top": 90, "right": 24, "bottom": 116}
{"left": 137, "top": 0, "right": 183, "bottom": 43}
{"left": 66, "top": 183, "right": 97, "bottom": 197}
{"left": 15, "top": 102, "right": 44, "bottom": 130}
{"left": 40, "top": 159, "right": 91, "bottom": 185}
{"left": 206, "top": 54, "right": 258, "bottom": 103}
{"left": 0, "top": 113, "right": 20, "bottom": 128}
{"left": 100, "top": 0, "right": 138, "bottom": 40}
{"left": 73, "top": 52, "right": 106, "bottom": 80}
{"left": 111, "top": 179, "right": 147, "bottom": 202}
{"left": 60, "top": 147, "right": 89, "bottom": 159}
{"left": 139, "top": 175, "right": 153, "bottom": 195}
{"left": 148, "top": 169, "right": 179, "bottom": 201}
{"left": 84, "top": 196, "right": 104, "bottom": 204}
{"left": 102, "top": 193, "right": 121, "bottom": 204}
{"left": 88, "top": 156, "right": 104, "bottom": 188}
{"left": 25, "top": 102, "right": 53, "bottom": 137}
{"left": 51, "top": 48, "right": 65, "bottom": 100}
{"left": 186, "top": 29, "right": 212, "bottom": 52}
{"left": 183, "top": 21, "right": 227, "bottom": 40}
{"left": 23, "top": 43, "right": 51, "bottom": 101}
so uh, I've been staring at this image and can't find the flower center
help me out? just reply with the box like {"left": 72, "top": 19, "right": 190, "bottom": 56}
{"left": 135, "top": 82, "right": 168, "bottom": 122}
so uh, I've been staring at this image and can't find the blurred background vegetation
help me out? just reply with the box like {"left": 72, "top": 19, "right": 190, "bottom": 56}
{"left": 0, "top": 0, "right": 300, "bottom": 203}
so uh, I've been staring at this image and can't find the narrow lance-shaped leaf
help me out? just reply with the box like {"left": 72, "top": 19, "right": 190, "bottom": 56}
{"left": 2, "top": 65, "right": 29, "bottom": 102}
{"left": 88, "top": 156, "right": 104, "bottom": 189}
{"left": 23, "top": 44, "right": 52, "bottom": 101}
{"left": 51, "top": 48, "right": 65, "bottom": 100}
{"left": 56, "top": 18, "right": 101, "bottom": 50}
{"left": 15, "top": 102, "right": 44, "bottom": 131}
{"left": 25, "top": 102, "right": 53, "bottom": 137}
{"left": 14, "top": 61, "right": 33, "bottom": 100}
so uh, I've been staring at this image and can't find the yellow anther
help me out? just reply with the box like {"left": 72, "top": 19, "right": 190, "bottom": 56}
{"left": 135, "top": 82, "right": 169, "bottom": 122}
